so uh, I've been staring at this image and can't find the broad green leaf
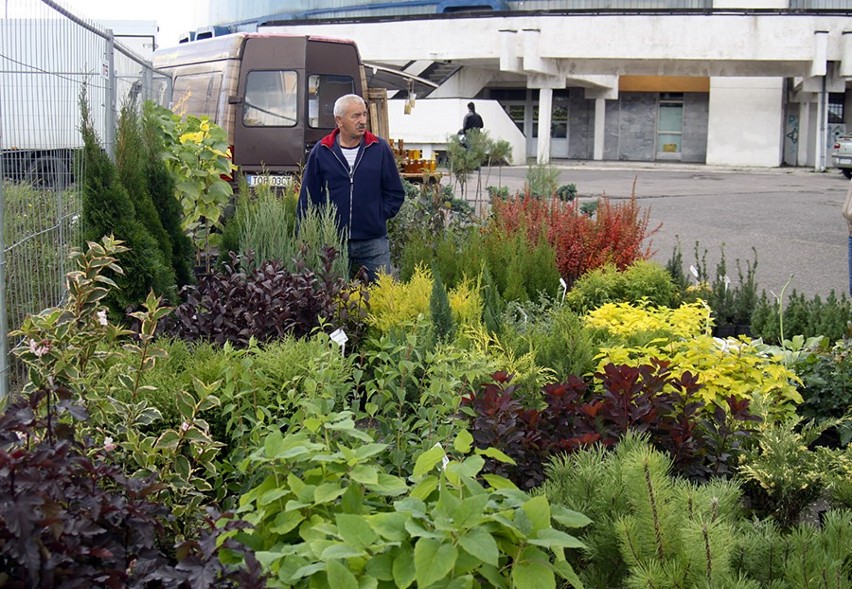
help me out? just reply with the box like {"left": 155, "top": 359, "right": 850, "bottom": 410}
{"left": 269, "top": 510, "right": 304, "bottom": 535}
{"left": 476, "top": 447, "right": 516, "bottom": 465}
{"left": 414, "top": 538, "right": 457, "bottom": 588}
{"left": 482, "top": 474, "right": 518, "bottom": 490}
{"left": 336, "top": 514, "right": 378, "bottom": 549}
{"left": 529, "top": 528, "right": 586, "bottom": 550}
{"left": 512, "top": 546, "right": 555, "bottom": 589}
{"left": 410, "top": 475, "right": 439, "bottom": 501}
{"left": 291, "top": 561, "right": 327, "bottom": 581}
{"left": 366, "top": 553, "right": 394, "bottom": 581}
{"left": 354, "top": 443, "right": 388, "bottom": 461}
{"left": 551, "top": 505, "right": 593, "bottom": 529}
{"left": 154, "top": 430, "right": 180, "bottom": 451}
{"left": 392, "top": 550, "right": 416, "bottom": 589}
{"left": 258, "top": 488, "right": 289, "bottom": 506}
{"left": 413, "top": 444, "right": 446, "bottom": 477}
{"left": 521, "top": 495, "right": 551, "bottom": 533}
{"left": 175, "top": 389, "right": 196, "bottom": 419}
{"left": 479, "top": 564, "right": 508, "bottom": 588}
{"left": 458, "top": 529, "right": 499, "bottom": 567}
{"left": 552, "top": 559, "right": 585, "bottom": 588}
{"left": 315, "top": 483, "right": 347, "bottom": 504}
{"left": 369, "top": 473, "right": 409, "bottom": 496}
{"left": 454, "top": 429, "right": 474, "bottom": 453}
{"left": 322, "top": 544, "right": 366, "bottom": 560}
{"left": 454, "top": 494, "right": 489, "bottom": 529}
{"left": 367, "top": 512, "right": 408, "bottom": 542}
{"left": 512, "top": 560, "right": 555, "bottom": 589}
{"left": 350, "top": 464, "right": 379, "bottom": 485}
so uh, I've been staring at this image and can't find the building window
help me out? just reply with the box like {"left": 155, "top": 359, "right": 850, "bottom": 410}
{"left": 828, "top": 92, "right": 845, "bottom": 124}
{"left": 503, "top": 103, "right": 525, "bottom": 134}
{"left": 657, "top": 92, "right": 684, "bottom": 156}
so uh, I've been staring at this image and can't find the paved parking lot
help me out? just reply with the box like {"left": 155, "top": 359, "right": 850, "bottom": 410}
{"left": 458, "top": 161, "right": 851, "bottom": 301}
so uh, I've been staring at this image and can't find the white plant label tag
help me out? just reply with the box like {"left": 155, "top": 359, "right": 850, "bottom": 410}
{"left": 559, "top": 277, "right": 568, "bottom": 303}
{"left": 723, "top": 275, "right": 731, "bottom": 291}
{"left": 518, "top": 307, "right": 528, "bottom": 323}
{"left": 330, "top": 328, "right": 348, "bottom": 355}
{"left": 689, "top": 265, "right": 699, "bottom": 279}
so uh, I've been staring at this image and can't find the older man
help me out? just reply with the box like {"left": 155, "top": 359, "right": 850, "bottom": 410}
{"left": 298, "top": 93, "right": 405, "bottom": 282}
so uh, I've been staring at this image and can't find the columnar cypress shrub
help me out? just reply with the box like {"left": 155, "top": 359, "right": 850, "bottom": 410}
{"left": 80, "top": 88, "right": 174, "bottom": 316}
{"left": 143, "top": 101, "right": 194, "bottom": 286}
{"left": 116, "top": 102, "right": 177, "bottom": 299}
{"left": 430, "top": 267, "right": 454, "bottom": 341}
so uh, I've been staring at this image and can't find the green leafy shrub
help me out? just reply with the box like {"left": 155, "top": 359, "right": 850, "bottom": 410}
{"left": 499, "top": 298, "right": 598, "bottom": 380}
{"left": 565, "top": 259, "right": 680, "bottom": 314}
{"left": 792, "top": 338, "right": 852, "bottom": 444}
{"left": 150, "top": 104, "right": 235, "bottom": 272}
{"left": 682, "top": 242, "right": 759, "bottom": 328}
{"left": 143, "top": 101, "right": 195, "bottom": 288}
{"left": 751, "top": 289, "right": 852, "bottom": 345}
{"left": 556, "top": 183, "right": 578, "bottom": 201}
{"left": 234, "top": 413, "right": 589, "bottom": 589}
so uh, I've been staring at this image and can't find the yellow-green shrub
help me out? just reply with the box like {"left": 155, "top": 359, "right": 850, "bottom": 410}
{"left": 588, "top": 301, "right": 802, "bottom": 419}
{"left": 367, "top": 265, "right": 484, "bottom": 335}
{"left": 584, "top": 300, "right": 713, "bottom": 340}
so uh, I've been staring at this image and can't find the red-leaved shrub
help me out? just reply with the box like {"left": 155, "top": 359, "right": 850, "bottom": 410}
{"left": 490, "top": 188, "right": 659, "bottom": 287}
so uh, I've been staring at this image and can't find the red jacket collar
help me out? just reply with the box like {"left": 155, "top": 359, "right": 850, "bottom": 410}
{"left": 320, "top": 127, "right": 380, "bottom": 149}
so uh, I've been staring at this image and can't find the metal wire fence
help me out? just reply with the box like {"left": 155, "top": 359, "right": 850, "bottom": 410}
{"left": 0, "top": 0, "right": 165, "bottom": 396}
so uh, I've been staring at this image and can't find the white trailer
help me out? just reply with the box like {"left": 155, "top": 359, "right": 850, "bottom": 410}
{"left": 0, "top": 18, "right": 156, "bottom": 189}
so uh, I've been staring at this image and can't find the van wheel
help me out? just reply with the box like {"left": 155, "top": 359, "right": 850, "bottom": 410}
{"left": 843, "top": 169, "right": 852, "bottom": 180}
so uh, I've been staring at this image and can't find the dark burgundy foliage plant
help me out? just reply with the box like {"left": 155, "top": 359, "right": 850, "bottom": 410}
{"left": 164, "top": 246, "right": 368, "bottom": 348}
{"left": 0, "top": 392, "right": 267, "bottom": 588}
{"left": 462, "top": 361, "right": 762, "bottom": 489}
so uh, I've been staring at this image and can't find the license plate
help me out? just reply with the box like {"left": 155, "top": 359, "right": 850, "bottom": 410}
{"left": 247, "top": 174, "right": 292, "bottom": 188}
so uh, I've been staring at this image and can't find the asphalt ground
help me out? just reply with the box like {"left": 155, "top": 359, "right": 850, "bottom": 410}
{"left": 452, "top": 161, "right": 852, "bottom": 302}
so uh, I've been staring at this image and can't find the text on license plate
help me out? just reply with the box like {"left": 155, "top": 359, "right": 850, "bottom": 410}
{"left": 247, "top": 174, "right": 292, "bottom": 187}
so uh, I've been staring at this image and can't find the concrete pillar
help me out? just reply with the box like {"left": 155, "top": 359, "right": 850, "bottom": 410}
{"left": 537, "top": 87, "right": 553, "bottom": 164}
{"left": 593, "top": 97, "right": 606, "bottom": 161}
{"left": 841, "top": 30, "right": 852, "bottom": 78}
{"left": 798, "top": 101, "right": 811, "bottom": 167}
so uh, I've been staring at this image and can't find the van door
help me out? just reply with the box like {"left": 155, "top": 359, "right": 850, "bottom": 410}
{"left": 304, "top": 39, "right": 364, "bottom": 152}
{"left": 233, "top": 36, "right": 307, "bottom": 179}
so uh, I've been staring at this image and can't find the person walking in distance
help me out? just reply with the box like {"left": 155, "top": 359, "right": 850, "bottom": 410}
{"left": 462, "top": 101, "right": 484, "bottom": 135}
{"left": 299, "top": 94, "right": 405, "bottom": 282}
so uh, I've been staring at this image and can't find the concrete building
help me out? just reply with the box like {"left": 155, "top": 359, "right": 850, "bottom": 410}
{"left": 188, "top": 0, "right": 852, "bottom": 169}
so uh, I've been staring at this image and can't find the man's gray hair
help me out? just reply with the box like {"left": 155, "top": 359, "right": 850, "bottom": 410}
{"left": 334, "top": 93, "right": 366, "bottom": 117}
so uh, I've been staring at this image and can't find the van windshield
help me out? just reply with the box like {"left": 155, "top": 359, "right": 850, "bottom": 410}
{"left": 243, "top": 70, "right": 298, "bottom": 127}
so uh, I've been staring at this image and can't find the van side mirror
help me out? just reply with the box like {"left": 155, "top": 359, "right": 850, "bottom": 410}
{"left": 228, "top": 95, "right": 243, "bottom": 104}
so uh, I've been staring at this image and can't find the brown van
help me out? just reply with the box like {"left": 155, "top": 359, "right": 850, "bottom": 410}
{"left": 153, "top": 33, "right": 365, "bottom": 187}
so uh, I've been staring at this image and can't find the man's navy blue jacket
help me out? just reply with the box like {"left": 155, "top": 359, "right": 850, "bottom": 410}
{"left": 298, "top": 128, "right": 405, "bottom": 241}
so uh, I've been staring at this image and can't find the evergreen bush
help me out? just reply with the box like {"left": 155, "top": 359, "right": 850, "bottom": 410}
{"left": 80, "top": 88, "right": 175, "bottom": 316}
{"left": 142, "top": 100, "right": 195, "bottom": 287}
{"left": 565, "top": 259, "right": 679, "bottom": 314}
